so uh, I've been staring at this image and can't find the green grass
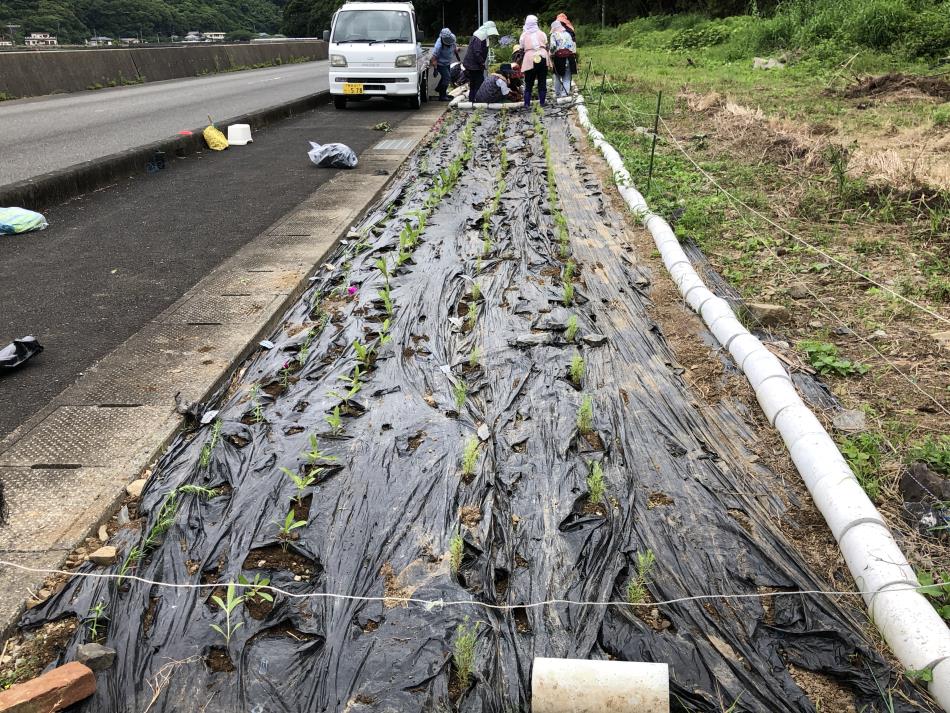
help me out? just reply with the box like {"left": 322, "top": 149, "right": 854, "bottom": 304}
{"left": 840, "top": 432, "right": 884, "bottom": 501}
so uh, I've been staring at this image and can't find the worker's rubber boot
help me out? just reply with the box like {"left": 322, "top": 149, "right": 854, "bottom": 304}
{"left": 539, "top": 84, "right": 547, "bottom": 107}
{"left": 523, "top": 87, "right": 532, "bottom": 109}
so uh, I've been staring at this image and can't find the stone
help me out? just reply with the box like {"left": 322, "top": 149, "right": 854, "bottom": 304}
{"left": 900, "top": 463, "right": 950, "bottom": 503}
{"left": 807, "top": 320, "right": 823, "bottom": 329}
{"left": 744, "top": 302, "right": 791, "bottom": 327}
{"left": 753, "top": 56, "right": 785, "bottom": 70}
{"left": 116, "top": 506, "right": 130, "bottom": 526}
{"left": 125, "top": 479, "right": 147, "bottom": 498}
{"left": 869, "top": 329, "right": 888, "bottom": 341}
{"left": 477, "top": 424, "right": 490, "bottom": 441}
{"left": 87, "top": 546, "right": 117, "bottom": 566}
{"left": 788, "top": 284, "right": 808, "bottom": 300}
{"left": 75, "top": 644, "right": 116, "bottom": 672}
{"left": 931, "top": 331, "right": 950, "bottom": 351}
{"left": 581, "top": 333, "right": 608, "bottom": 347}
{"left": 832, "top": 326, "right": 852, "bottom": 336}
{"left": 510, "top": 333, "right": 553, "bottom": 348}
{"left": 97, "top": 525, "right": 108, "bottom": 543}
{"left": 832, "top": 409, "right": 867, "bottom": 432}
{"left": 0, "top": 661, "right": 95, "bottom": 712}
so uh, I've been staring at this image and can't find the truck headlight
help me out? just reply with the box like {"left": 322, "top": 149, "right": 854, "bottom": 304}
{"left": 330, "top": 54, "right": 347, "bottom": 67}
{"left": 394, "top": 54, "right": 415, "bottom": 68}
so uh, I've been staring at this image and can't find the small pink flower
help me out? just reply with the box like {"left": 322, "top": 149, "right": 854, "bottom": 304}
{"left": 347, "top": 285, "right": 358, "bottom": 296}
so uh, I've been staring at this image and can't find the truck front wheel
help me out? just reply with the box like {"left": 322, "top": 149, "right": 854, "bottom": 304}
{"left": 408, "top": 78, "right": 422, "bottom": 110}
{"left": 334, "top": 95, "right": 347, "bottom": 110}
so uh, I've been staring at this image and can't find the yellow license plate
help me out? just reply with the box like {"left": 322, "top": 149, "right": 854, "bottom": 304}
{"left": 343, "top": 83, "right": 364, "bottom": 95}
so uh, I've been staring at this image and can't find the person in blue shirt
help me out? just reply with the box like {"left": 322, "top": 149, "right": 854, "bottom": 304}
{"left": 430, "top": 28, "right": 461, "bottom": 102}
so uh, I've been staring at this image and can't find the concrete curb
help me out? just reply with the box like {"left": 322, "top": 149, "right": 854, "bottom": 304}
{"left": 0, "top": 90, "right": 331, "bottom": 211}
{"left": 0, "top": 104, "right": 445, "bottom": 641}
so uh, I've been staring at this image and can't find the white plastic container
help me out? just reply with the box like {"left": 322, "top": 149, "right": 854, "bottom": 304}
{"left": 532, "top": 658, "right": 669, "bottom": 713}
{"left": 226, "top": 123, "right": 253, "bottom": 145}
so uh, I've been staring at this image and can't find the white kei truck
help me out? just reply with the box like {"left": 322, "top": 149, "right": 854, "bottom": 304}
{"left": 324, "top": 1, "right": 430, "bottom": 110}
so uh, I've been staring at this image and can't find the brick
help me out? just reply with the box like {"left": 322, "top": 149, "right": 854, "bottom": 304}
{"left": 0, "top": 662, "right": 96, "bottom": 712}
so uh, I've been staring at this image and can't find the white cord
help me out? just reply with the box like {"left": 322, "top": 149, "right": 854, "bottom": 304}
{"left": 1, "top": 559, "right": 934, "bottom": 611}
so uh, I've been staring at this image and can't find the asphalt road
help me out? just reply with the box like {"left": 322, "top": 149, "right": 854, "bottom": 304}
{"left": 0, "top": 60, "right": 330, "bottom": 186}
{"left": 0, "top": 100, "right": 418, "bottom": 440}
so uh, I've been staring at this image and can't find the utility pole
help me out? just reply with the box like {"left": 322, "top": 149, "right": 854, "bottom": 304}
{"left": 482, "top": 0, "right": 488, "bottom": 24}
{"left": 601, "top": 1, "right": 605, "bottom": 28}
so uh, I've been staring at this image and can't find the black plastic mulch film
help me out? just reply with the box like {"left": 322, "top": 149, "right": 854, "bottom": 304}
{"left": 24, "top": 110, "right": 933, "bottom": 712}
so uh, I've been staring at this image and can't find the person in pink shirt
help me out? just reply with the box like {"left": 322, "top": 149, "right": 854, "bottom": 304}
{"left": 518, "top": 15, "right": 552, "bottom": 108}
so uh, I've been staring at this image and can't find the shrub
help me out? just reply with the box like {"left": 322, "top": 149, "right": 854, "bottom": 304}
{"left": 845, "top": 0, "right": 914, "bottom": 49}
{"left": 933, "top": 104, "right": 950, "bottom": 128}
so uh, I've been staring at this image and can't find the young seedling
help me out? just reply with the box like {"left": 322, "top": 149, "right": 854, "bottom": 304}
{"left": 453, "top": 618, "right": 480, "bottom": 688}
{"left": 587, "top": 461, "right": 605, "bottom": 504}
{"left": 378, "top": 284, "right": 394, "bottom": 316}
{"left": 468, "top": 346, "right": 481, "bottom": 370}
{"left": 85, "top": 601, "right": 108, "bottom": 641}
{"left": 565, "top": 314, "right": 579, "bottom": 342}
{"left": 210, "top": 582, "right": 245, "bottom": 644}
{"left": 278, "top": 361, "right": 295, "bottom": 388}
{"left": 279, "top": 466, "right": 317, "bottom": 503}
{"left": 453, "top": 380, "right": 467, "bottom": 410}
{"left": 143, "top": 490, "right": 180, "bottom": 550}
{"left": 471, "top": 281, "right": 481, "bottom": 302}
{"left": 461, "top": 437, "right": 480, "bottom": 477}
{"left": 449, "top": 532, "right": 464, "bottom": 573}
{"left": 466, "top": 304, "right": 477, "bottom": 331}
{"left": 303, "top": 433, "right": 338, "bottom": 464}
{"left": 563, "top": 260, "right": 575, "bottom": 283}
{"left": 375, "top": 257, "right": 390, "bottom": 284}
{"left": 115, "top": 546, "right": 144, "bottom": 586}
{"left": 178, "top": 484, "right": 219, "bottom": 499}
{"left": 353, "top": 339, "right": 375, "bottom": 366}
{"left": 577, "top": 395, "right": 594, "bottom": 435}
{"left": 569, "top": 354, "right": 585, "bottom": 386}
{"left": 237, "top": 573, "right": 274, "bottom": 605}
{"left": 199, "top": 419, "right": 222, "bottom": 468}
{"left": 274, "top": 509, "right": 307, "bottom": 549}
{"left": 380, "top": 318, "right": 393, "bottom": 346}
{"left": 562, "top": 280, "right": 574, "bottom": 306}
{"left": 325, "top": 405, "right": 344, "bottom": 434}
{"left": 626, "top": 549, "right": 656, "bottom": 605}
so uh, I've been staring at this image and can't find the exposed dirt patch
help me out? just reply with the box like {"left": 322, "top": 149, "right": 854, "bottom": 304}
{"left": 205, "top": 646, "right": 234, "bottom": 673}
{"left": 381, "top": 562, "right": 412, "bottom": 608}
{"left": 0, "top": 618, "right": 78, "bottom": 688}
{"left": 842, "top": 73, "right": 950, "bottom": 102}
{"left": 243, "top": 545, "right": 320, "bottom": 579}
{"left": 459, "top": 505, "right": 482, "bottom": 528}
{"left": 788, "top": 663, "right": 859, "bottom": 713}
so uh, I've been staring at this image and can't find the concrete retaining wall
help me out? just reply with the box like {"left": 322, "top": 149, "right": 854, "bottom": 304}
{"left": 0, "top": 41, "right": 328, "bottom": 98}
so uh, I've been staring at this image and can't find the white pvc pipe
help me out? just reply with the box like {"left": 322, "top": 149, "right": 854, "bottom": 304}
{"left": 532, "top": 658, "right": 669, "bottom": 713}
{"left": 573, "top": 97, "right": 950, "bottom": 709}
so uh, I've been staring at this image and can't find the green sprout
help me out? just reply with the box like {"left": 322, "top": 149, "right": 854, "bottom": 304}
{"left": 303, "top": 433, "right": 338, "bottom": 464}
{"left": 210, "top": 582, "right": 244, "bottom": 644}
{"left": 569, "top": 354, "right": 585, "bottom": 386}
{"left": 453, "top": 380, "right": 467, "bottom": 410}
{"left": 279, "top": 466, "right": 317, "bottom": 503}
{"left": 563, "top": 261, "right": 575, "bottom": 283}
{"left": 471, "top": 281, "right": 481, "bottom": 302}
{"left": 461, "top": 437, "right": 480, "bottom": 477}
{"left": 378, "top": 284, "right": 394, "bottom": 316}
{"left": 453, "top": 618, "right": 480, "bottom": 688}
{"left": 199, "top": 419, "right": 222, "bottom": 468}
{"left": 562, "top": 281, "right": 574, "bottom": 306}
{"left": 237, "top": 573, "right": 274, "bottom": 605}
{"left": 85, "top": 601, "right": 109, "bottom": 641}
{"left": 577, "top": 395, "right": 594, "bottom": 434}
{"left": 468, "top": 347, "right": 481, "bottom": 369}
{"left": 177, "top": 484, "right": 219, "bottom": 499}
{"left": 626, "top": 550, "right": 656, "bottom": 605}
{"left": 565, "top": 314, "right": 579, "bottom": 342}
{"left": 353, "top": 339, "right": 375, "bottom": 366}
{"left": 325, "top": 405, "right": 344, "bottom": 434}
{"left": 274, "top": 509, "right": 307, "bottom": 548}
{"left": 587, "top": 461, "right": 605, "bottom": 504}
{"left": 449, "top": 532, "right": 464, "bottom": 573}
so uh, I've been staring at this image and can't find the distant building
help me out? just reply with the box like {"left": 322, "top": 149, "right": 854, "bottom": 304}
{"left": 0, "top": 40, "right": 12, "bottom": 47}
{"left": 119, "top": 37, "right": 141, "bottom": 45}
{"left": 183, "top": 31, "right": 206, "bottom": 43}
{"left": 87, "top": 36, "right": 113, "bottom": 47}
{"left": 25, "top": 32, "right": 57, "bottom": 46}
{"left": 204, "top": 32, "right": 225, "bottom": 42}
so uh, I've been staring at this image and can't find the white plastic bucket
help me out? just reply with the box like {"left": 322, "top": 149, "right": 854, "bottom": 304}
{"left": 227, "top": 124, "right": 253, "bottom": 145}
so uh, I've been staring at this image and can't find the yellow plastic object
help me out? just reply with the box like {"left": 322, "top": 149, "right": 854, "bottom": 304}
{"left": 203, "top": 125, "right": 229, "bottom": 151}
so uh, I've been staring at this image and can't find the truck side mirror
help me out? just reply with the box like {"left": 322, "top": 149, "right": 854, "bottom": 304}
{"left": 417, "top": 28, "right": 425, "bottom": 40}
{"left": 322, "top": 30, "right": 330, "bottom": 42}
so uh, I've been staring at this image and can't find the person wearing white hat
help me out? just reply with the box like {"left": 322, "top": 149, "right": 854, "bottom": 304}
{"left": 463, "top": 20, "right": 499, "bottom": 102}
{"left": 518, "top": 15, "right": 551, "bottom": 108}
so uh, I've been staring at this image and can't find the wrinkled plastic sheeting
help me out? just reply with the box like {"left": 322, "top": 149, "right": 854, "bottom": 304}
{"left": 0, "top": 207, "right": 48, "bottom": 235}
{"left": 0, "top": 336, "right": 43, "bottom": 370}
{"left": 23, "top": 110, "right": 935, "bottom": 713}
{"left": 308, "top": 141, "right": 358, "bottom": 169}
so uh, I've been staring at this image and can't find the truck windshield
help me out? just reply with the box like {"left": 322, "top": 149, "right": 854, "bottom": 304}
{"left": 332, "top": 10, "right": 413, "bottom": 43}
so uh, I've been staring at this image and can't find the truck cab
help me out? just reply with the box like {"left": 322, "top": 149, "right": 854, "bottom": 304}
{"left": 327, "top": 1, "right": 429, "bottom": 110}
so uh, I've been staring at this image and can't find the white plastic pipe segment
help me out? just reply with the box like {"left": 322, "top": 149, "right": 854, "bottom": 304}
{"left": 531, "top": 658, "right": 669, "bottom": 713}
{"left": 573, "top": 97, "right": 950, "bottom": 709}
